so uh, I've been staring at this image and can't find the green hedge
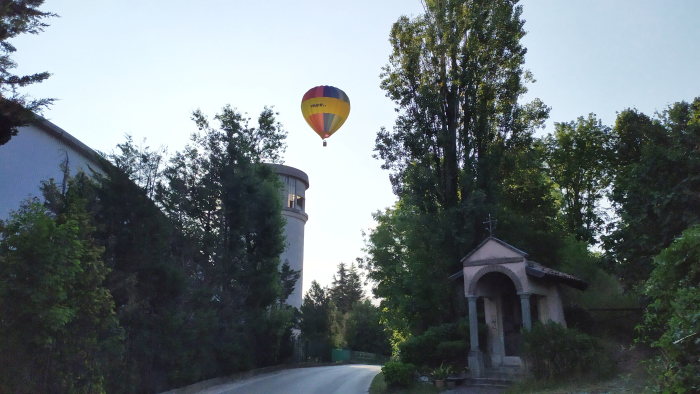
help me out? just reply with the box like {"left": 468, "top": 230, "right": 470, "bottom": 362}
{"left": 522, "top": 321, "right": 612, "bottom": 380}
{"left": 399, "top": 319, "right": 469, "bottom": 367}
{"left": 381, "top": 361, "right": 416, "bottom": 387}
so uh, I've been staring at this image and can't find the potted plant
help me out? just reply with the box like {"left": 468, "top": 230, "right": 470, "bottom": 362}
{"left": 431, "top": 363, "right": 451, "bottom": 388}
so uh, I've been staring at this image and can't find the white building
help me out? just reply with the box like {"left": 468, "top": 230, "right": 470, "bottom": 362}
{"left": 0, "top": 120, "right": 102, "bottom": 221}
{"left": 267, "top": 164, "right": 309, "bottom": 309}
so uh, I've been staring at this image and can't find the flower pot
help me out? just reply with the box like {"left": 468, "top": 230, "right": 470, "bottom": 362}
{"left": 434, "top": 379, "right": 445, "bottom": 388}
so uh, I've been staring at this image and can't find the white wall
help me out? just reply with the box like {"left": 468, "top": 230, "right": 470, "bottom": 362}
{"left": 280, "top": 210, "right": 307, "bottom": 309}
{"left": 273, "top": 165, "right": 310, "bottom": 309}
{"left": 0, "top": 123, "right": 102, "bottom": 221}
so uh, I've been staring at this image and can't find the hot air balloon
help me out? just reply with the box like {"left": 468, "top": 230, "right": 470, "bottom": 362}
{"left": 301, "top": 85, "right": 350, "bottom": 147}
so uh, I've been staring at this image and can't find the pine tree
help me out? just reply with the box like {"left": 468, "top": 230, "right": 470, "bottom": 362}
{"left": 0, "top": 0, "right": 56, "bottom": 145}
{"left": 330, "top": 262, "right": 364, "bottom": 314}
{"left": 156, "top": 105, "right": 293, "bottom": 372}
{"left": 300, "top": 281, "right": 336, "bottom": 342}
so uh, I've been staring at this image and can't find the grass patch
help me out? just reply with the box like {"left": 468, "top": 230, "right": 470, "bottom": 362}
{"left": 369, "top": 372, "right": 440, "bottom": 394}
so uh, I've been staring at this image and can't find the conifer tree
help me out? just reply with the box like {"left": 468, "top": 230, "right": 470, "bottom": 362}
{"left": 0, "top": 0, "right": 56, "bottom": 145}
{"left": 156, "top": 105, "right": 294, "bottom": 372}
{"left": 330, "top": 262, "right": 364, "bottom": 314}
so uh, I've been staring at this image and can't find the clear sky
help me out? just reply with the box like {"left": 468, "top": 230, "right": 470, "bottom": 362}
{"left": 10, "top": 0, "right": 700, "bottom": 296}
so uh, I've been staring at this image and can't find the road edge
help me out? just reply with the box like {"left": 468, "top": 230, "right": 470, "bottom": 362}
{"left": 159, "top": 361, "right": 352, "bottom": 394}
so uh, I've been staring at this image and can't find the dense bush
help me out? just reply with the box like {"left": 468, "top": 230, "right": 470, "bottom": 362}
{"left": 435, "top": 340, "right": 469, "bottom": 364}
{"left": 639, "top": 225, "right": 700, "bottom": 392}
{"left": 521, "top": 321, "right": 612, "bottom": 380}
{"left": 381, "top": 361, "right": 416, "bottom": 387}
{"left": 399, "top": 319, "right": 470, "bottom": 367}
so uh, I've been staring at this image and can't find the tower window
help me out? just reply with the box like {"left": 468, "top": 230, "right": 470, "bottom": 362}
{"left": 287, "top": 176, "right": 296, "bottom": 209}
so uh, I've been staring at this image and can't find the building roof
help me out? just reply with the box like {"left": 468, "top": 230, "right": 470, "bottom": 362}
{"left": 525, "top": 261, "right": 589, "bottom": 291}
{"left": 35, "top": 118, "right": 103, "bottom": 167}
{"left": 449, "top": 270, "right": 464, "bottom": 281}
{"left": 266, "top": 163, "right": 310, "bottom": 189}
{"left": 459, "top": 236, "right": 529, "bottom": 263}
{"left": 455, "top": 236, "right": 589, "bottom": 291}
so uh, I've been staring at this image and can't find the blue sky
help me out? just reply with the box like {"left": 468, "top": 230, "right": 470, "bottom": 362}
{"left": 10, "top": 0, "right": 700, "bottom": 294}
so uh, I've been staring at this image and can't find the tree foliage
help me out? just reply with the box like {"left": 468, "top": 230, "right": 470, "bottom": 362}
{"left": 364, "top": 203, "right": 458, "bottom": 333}
{"left": 604, "top": 98, "right": 700, "bottom": 288}
{"left": 154, "top": 105, "right": 294, "bottom": 376}
{"left": 0, "top": 184, "right": 120, "bottom": 393}
{"left": 107, "top": 134, "right": 167, "bottom": 199}
{"left": 299, "top": 280, "right": 342, "bottom": 347}
{"left": 157, "top": 106, "right": 288, "bottom": 311}
{"left": 544, "top": 114, "right": 613, "bottom": 244}
{"left": 330, "top": 262, "right": 364, "bottom": 314}
{"left": 344, "top": 300, "right": 392, "bottom": 356}
{"left": 639, "top": 225, "right": 700, "bottom": 392}
{"left": 365, "top": 0, "right": 554, "bottom": 336}
{"left": 84, "top": 162, "right": 191, "bottom": 392}
{"left": 301, "top": 265, "right": 391, "bottom": 357}
{"left": 0, "top": 0, "right": 55, "bottom": 145}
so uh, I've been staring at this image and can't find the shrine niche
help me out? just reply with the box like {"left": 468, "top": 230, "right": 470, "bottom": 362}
{"left": 453, "top": 237, "right": 588, "bottom": 377}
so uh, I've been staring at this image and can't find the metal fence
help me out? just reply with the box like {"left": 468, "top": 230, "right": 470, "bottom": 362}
{"left": 292, "top": 339, "right": 387, "bottom": 365}
{"left": 332, "top": 349, "right": 387, "bottom": 364}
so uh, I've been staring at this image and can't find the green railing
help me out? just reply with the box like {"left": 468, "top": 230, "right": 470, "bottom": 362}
{"left": 331, "top": 349, "right": 387, "bottom": 364}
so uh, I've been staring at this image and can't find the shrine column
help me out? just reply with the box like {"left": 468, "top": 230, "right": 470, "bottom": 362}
{"left": 468, "top": 295, "right": 479, "bottom": 351}
{"left": 519, "top": 293, "right": 532, "bottom": 330}
{"left": 467, "top": 295, "right": 484, "bottom": 377}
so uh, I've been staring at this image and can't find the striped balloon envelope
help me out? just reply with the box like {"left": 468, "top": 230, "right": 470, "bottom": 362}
{"left": 301, "top": 85, "right": 350, "bottom": 146}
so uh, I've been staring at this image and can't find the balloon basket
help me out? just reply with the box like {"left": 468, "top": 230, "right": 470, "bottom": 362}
{"left": 323, "top": 140, "right": 327, "bottom": 147}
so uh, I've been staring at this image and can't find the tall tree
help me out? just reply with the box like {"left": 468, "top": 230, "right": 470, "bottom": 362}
{"left": 300, "top": 281, "right": 335, "bottom": 341}
{"left": 81, "top": 162, "right": 190, "bottom": 392}
{"left": 376, "top": 0, "right": 549, "bottom": 214}
{"left": 0, "top": 186, "right": 120, "bottom": 392}
{"left": 604, "top": 98, "right": 700, "bottom": 288}
{"left": 156, "top": 105, "right": 293, "bottom": 372}
{"left": 365, "top": 0, "right": 551, "bottom": 335}
{"left": 330, "top": 262, "right": 364, "bottom": 314}
{"left": 299, "top": 280, "right": 343, "bottom": 352}
{"left": 0, "top": 0, "right": 55, "bottom": 145}
{"left": 544, "top": 114, "right": 613, "bottom": 244}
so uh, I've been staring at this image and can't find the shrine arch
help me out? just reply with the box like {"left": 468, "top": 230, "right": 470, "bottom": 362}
{"left": 467, "top": 264, "right": 524, "bottom": 296}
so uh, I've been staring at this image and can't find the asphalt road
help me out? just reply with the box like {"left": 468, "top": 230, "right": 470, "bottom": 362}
{"left": 196, "top": 364, "right": 381, "bottom": 394}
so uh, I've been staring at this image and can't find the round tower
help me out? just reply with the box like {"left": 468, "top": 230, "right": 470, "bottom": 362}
{"left": 267, "top": 163, "right": 309, "bottom": 309}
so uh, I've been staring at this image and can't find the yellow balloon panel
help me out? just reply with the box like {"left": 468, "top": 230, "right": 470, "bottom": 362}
{"left": 300, "top": 86, "right": 351, "bottom": 139}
